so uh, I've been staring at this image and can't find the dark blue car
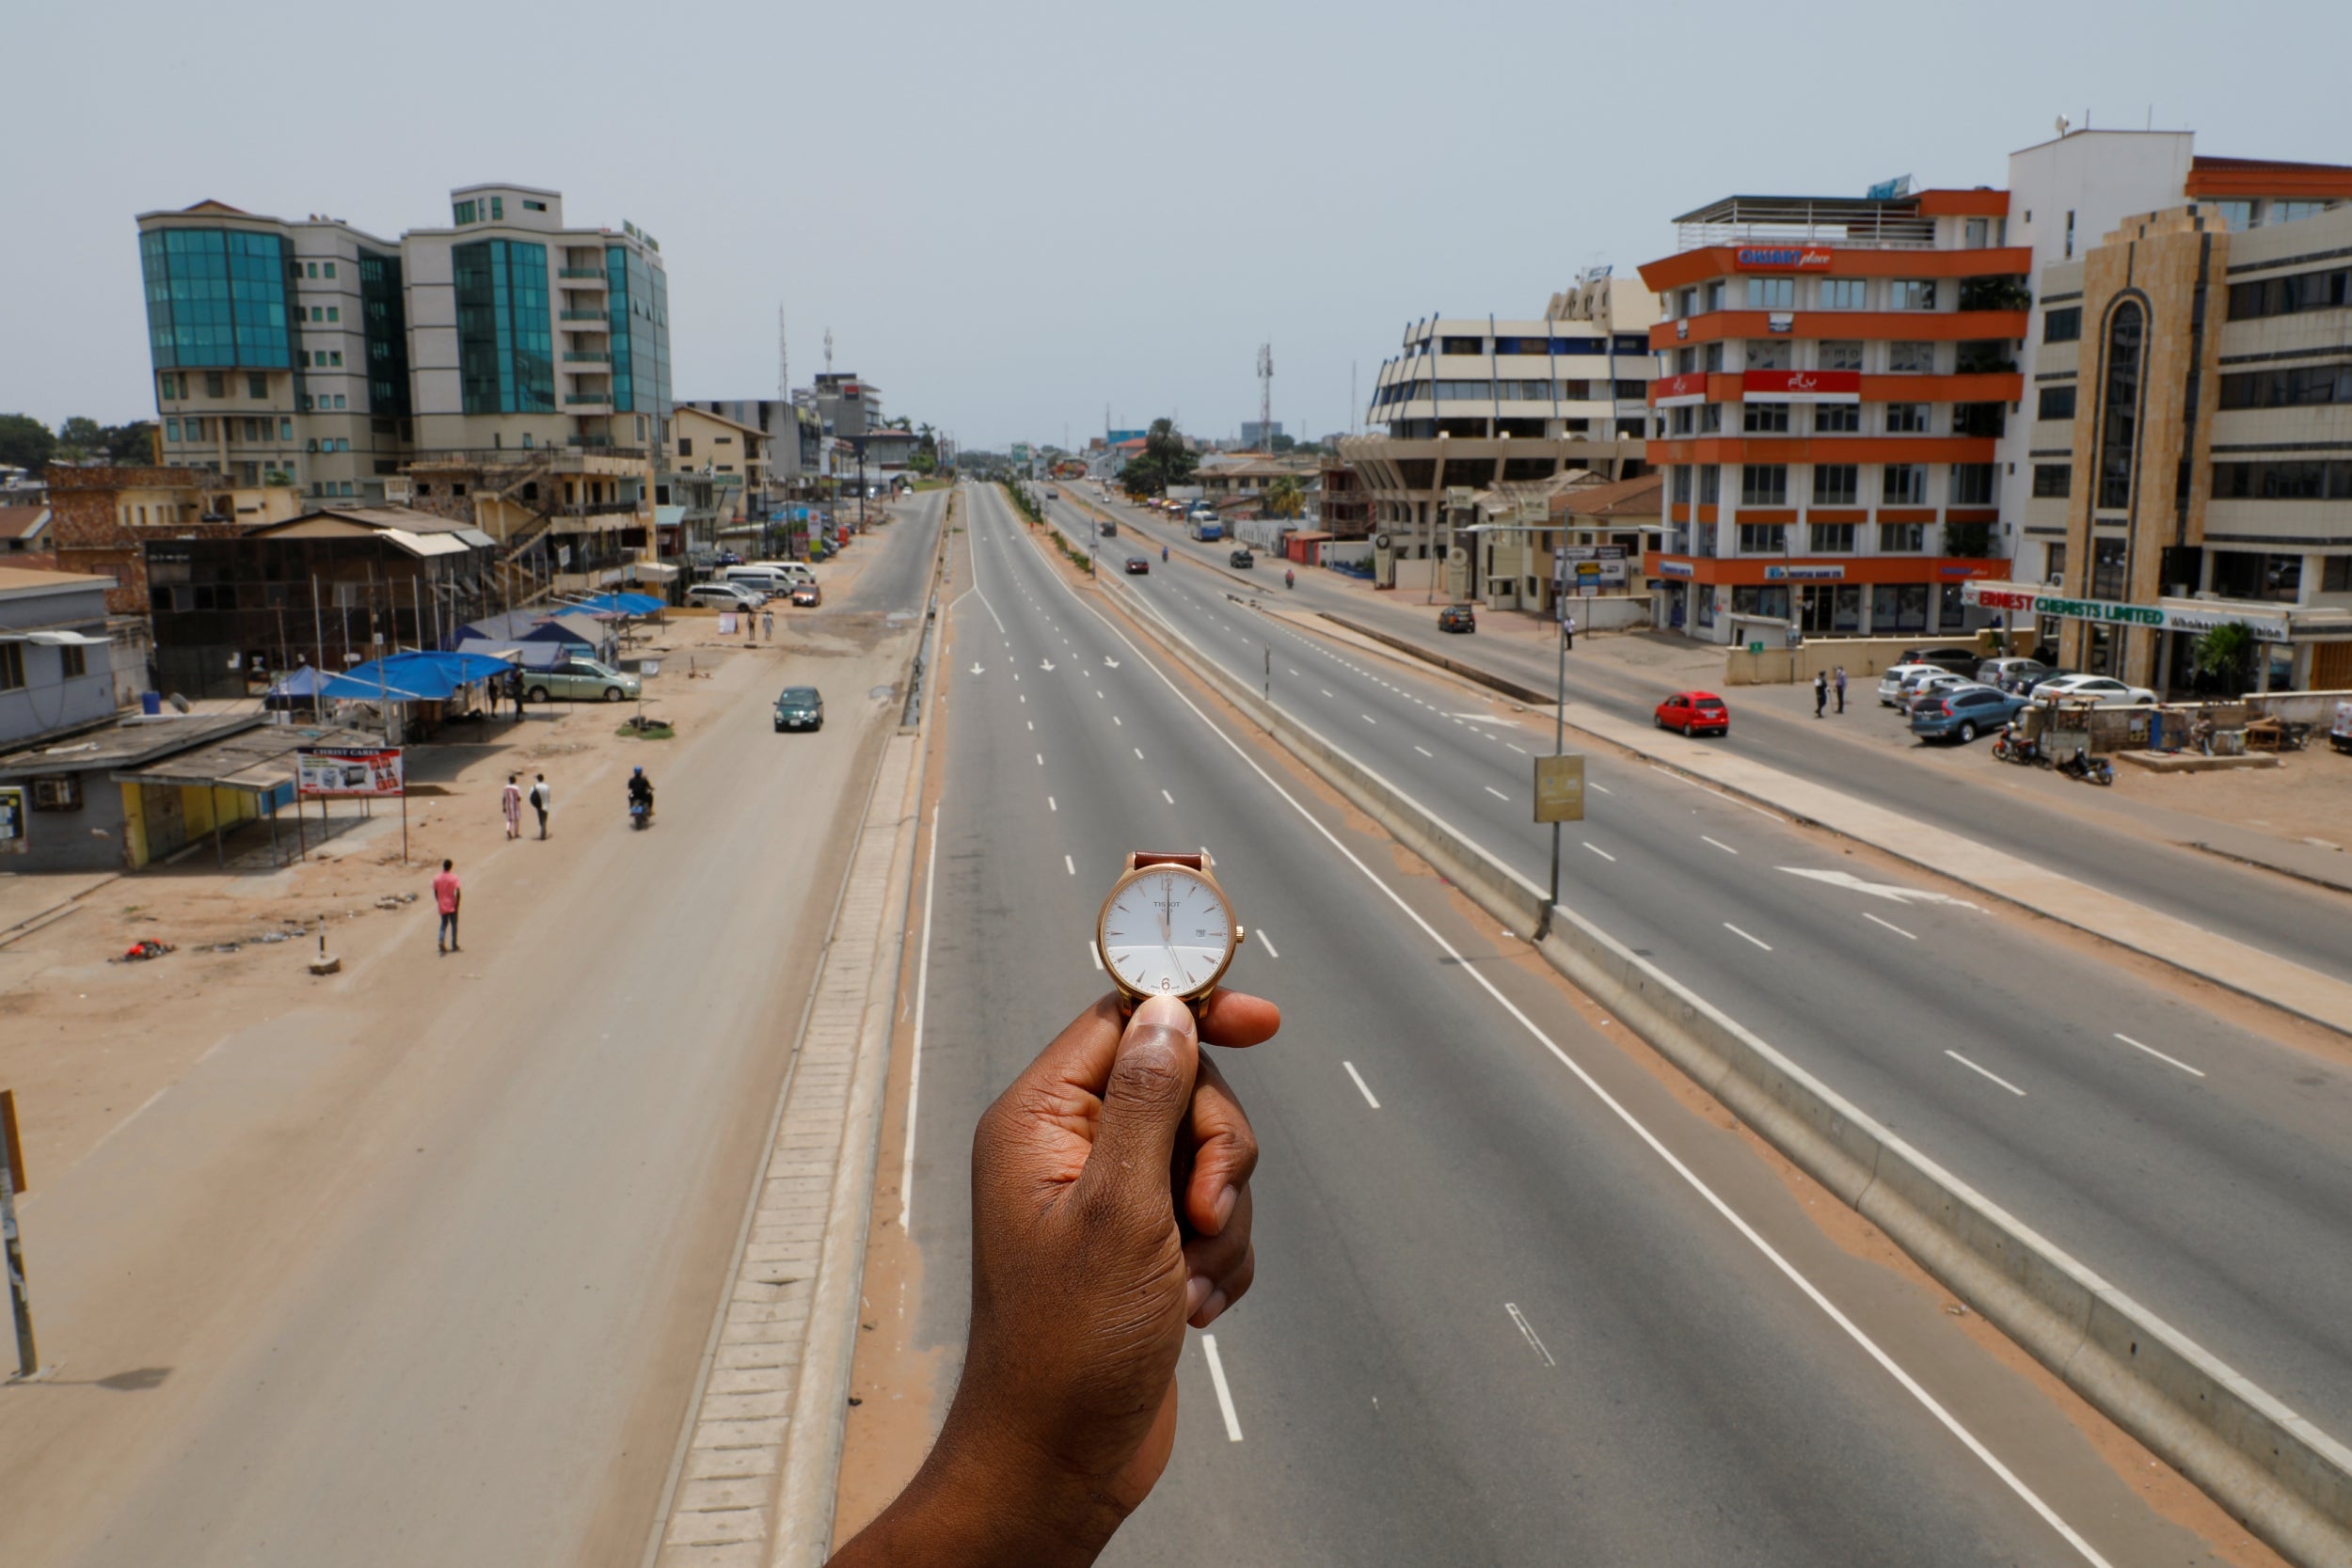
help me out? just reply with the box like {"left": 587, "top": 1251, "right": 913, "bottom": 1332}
{"left": 1910, "top": 685, "right": 2025, "bottom": 743}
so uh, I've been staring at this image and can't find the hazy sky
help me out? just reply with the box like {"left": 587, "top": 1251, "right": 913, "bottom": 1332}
{"left": 5, "top": 0, "right": 2348, "bottom": 451}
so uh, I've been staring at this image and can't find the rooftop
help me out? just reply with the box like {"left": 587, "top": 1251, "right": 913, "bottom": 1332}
{"left": 1668, "top": 188, "right": 2006, "bottom": 252}
{"left": 0, "top": 505, "right": 53, "bottom": 542}
{"left": 0, "top": 712, "right": 260, "bottom": 777}
{"left": 0, "top": 564, "right": 111, "bottom": 595}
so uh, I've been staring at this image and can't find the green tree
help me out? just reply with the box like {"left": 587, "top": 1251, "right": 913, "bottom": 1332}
{"left": 1269, "top": 433, "right": 1296, "bottom": 453}
{"left": 0, "top": 413, "right": 56, "bottom": 471}
{"left": 102, "top": 421, "right": 157, "bottom": 465}
{"left": 2192, "top": 621, "right": 2258, "bottom": 694}
{"left": 1119, "top": 418, "right": 1197, "bottom": 498}
{"left": 1265, "top": 475, "right": 1304, "bottom": 519}
{"left": 56, "top": 416, "right": 104, "bottom": 461}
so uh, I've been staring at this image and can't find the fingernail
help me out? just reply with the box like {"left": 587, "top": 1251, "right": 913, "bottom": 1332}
{"left": 1133, "top": 993, "right": 1193, "bottom": 1035}
{"left": 1184, "top": 1274, "right": 1213, "bottom": 1319}
{"left": 1200, "top": 1290, "right": 1229, "bottom": 1326}
{"left": 1214, "top": 1185, "right": 1238, "bottom": 1230}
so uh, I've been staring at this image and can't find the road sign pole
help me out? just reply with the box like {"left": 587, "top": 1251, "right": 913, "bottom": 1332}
{"left": 2, "top": 1090, "right": 39, "bottom": 1380}
{"left": 1537, "top": 613, "right": 1570, "bottom": 942}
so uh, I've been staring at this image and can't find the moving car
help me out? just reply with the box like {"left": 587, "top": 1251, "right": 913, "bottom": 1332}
{"left": 1655, "top": 690, "right": 1730, "bottom": 736}
{"left": 1229, "top": 547, "right": 1255, "bottom": 568}
{"left": 527, "top": 657, "right": 641, "bottom": 704}
{"left": 2032, "top": 673, "right": 2158, "bottom": 707}
{"left": 789, "top": 582, "right": 820, "bottom": 607}
{"left": 686, "top": 581, "right": 764, "bottom": 610}
{"left": 1911, "top": 686, "right": 2026, "bottom": 742}
{"left": 1098, "top": 519, "right": 1117, "bottom": 536}
{"left": 1876, "top": 662, "right": 1950, "bottom": 706}
{"left": 1125, "top": 556, "right": 1151, "bottom": 575}
{"left": 773, "top": 686, "right": 824, "bottom": 732}
{"left": 1977, "top": 657, "right": 2054, "bottom": 693}
{"left": 1438, "top": 604, "right": 1475, "bottom": 633}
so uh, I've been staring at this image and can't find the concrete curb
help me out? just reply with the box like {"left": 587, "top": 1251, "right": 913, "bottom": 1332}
{"left": 1089, "top": 562, "right": 2352, "bottom": 1568}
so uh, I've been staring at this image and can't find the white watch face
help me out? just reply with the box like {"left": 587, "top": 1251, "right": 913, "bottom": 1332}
{"left": 1101, "top": 868, "right": 1232, "bottom": 998}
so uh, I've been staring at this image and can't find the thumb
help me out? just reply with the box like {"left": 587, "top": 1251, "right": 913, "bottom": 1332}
{"left": 1080, "top": 994, "right": 1199, "bottom": 1211}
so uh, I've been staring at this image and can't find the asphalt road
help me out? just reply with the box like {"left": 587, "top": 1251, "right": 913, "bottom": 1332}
{"left": 1090, "top": 491, "right": 2352, "bottom": 983}
{"left": 1044, "top": 492, "right": 2352, "bottom": 1450}
{"left": 0, "top": 498, "right": 945, "bottom": 1568}
{"left": 895, "top": 483, "right": 2262, "bottom": 1567}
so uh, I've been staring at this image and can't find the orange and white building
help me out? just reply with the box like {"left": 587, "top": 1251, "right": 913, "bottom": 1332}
{"left": 1637, "top": 186, "right": 2022, "bottom": 642}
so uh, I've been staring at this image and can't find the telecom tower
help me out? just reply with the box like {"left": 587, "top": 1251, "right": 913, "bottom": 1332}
{"left": 1256, "top": 343, "right": 1273, "bottom": 450}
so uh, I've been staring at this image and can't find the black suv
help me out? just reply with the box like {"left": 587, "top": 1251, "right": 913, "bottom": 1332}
{"left": 1438, "top": 604, "right": 1476, "bottom": 633}
{"left": 1229, "top": 548, "right": 1255, "bottom": 568}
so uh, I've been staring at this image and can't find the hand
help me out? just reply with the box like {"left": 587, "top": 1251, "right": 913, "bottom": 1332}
{"left": 831, "top": 989, "right": 1279, "bottom": 1568}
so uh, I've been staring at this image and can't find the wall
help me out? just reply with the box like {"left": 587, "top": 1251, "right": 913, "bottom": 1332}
{"left": 1724, "top": 629, "right": 2035, "bottom": 685}
{"left": 3, "top": 768, "right": 131, "bottom": 872}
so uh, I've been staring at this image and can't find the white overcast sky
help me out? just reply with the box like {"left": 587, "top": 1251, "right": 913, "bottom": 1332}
{"left": 5, "top": 0, "right": 2348, "bottom": 450}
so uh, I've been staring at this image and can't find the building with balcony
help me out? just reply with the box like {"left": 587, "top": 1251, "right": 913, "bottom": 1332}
{"left": 1638, "top": 186, "right": 2025, "bottom": 642}
{"left": 679, "top": 399, "right": 826, "bottom": 507}
{"left": 667, "top": 405, "right": 769, "bottom": 557}
{"left": 135, "top": 185, "right": 671, "bottom": 513}
{"left": 1992, "top": 138, "right": 2352, "bottom": 691}
{"left": 1340, "top": 271, "right": 1656, "bottom": 592}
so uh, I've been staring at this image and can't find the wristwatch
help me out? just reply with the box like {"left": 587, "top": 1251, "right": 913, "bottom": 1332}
{"left": 1096, "top": 850, "right": 1245, "bottom": 1010}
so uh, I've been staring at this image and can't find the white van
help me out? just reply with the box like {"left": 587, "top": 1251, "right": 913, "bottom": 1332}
{"left": 717, "top": 564, "right": 803, "bottom": 595}
{"left": 748, "top": 560, "right": 818, "bottom": 586}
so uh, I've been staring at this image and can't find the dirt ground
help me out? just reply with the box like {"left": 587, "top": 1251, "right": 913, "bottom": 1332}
{"left": 0, "top": 588, "right": 868, "bottom": 1191}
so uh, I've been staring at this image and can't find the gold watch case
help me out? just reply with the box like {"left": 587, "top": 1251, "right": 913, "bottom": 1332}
{"left": 1094, "top": 850, "right": 1246, "bottom": 1007}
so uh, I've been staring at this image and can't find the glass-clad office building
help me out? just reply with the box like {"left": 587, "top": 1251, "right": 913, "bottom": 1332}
{"left": 454, "top": 239, "right": 555, "bottom": 415}
{"left": 140, "top": 228, "right": 294, "bottom": 369}
{"left": 606, "top": 244, "right": 672, "bottom": 421}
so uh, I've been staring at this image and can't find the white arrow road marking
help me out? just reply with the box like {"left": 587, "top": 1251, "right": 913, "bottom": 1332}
{"left": 1040, "top": 659, "right": 1056, "bottom": 672}
{"left": 1103, "top": 657, "right": 1120, "bottom": 668}
{"left": 968, "top": 663, "right": 984, "bottom": 674}
{"left": 1779, "top": 867, "right": 1981, "bottom": 910}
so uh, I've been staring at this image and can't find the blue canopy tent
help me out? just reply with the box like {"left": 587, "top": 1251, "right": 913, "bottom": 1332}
{"left": 320, "top": 650, "right": 516, "bottom": 704}
{"left": 573, "top": 592, "right": 665, "bottom": 617}
{"left": 264, "top": 665, "right": 336, "bottom": 710}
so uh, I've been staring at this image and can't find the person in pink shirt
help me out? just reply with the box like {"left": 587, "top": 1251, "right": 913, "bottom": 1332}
{"left": 432, "top": 860, "right": 462, "bottom": 954}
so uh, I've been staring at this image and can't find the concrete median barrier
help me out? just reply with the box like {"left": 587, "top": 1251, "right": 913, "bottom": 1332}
{"left": 1090, "top": 563, "right": 2352, "bottom": 1568}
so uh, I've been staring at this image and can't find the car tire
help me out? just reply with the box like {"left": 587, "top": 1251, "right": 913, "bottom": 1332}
{"left": 604, "top": 688, "right": 623, "bottom": 703}
{"left": 1683, "top": 721, "right": 1695, "bottom": 737}
{"left": 1959, "top": 721, "right": 1978, "bottom": 742}
{"left": 527, "top": 685, "right": 549, "bottom": 703}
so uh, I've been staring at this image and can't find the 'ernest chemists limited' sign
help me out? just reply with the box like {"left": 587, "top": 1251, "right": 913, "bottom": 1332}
{"left": 1963, "top": 582, "right": 2292, "bottom": 641}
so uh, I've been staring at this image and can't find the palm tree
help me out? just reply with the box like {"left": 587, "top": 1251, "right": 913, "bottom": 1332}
{"left": 2192, "top": 621, "right": 2258, "bottom": 694}
{"left": 1266, "top": 475, "right": 1304, "bottom": 519}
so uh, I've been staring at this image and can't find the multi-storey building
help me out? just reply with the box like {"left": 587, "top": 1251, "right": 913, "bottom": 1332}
{"left": 1343, "top": 272, "right": 1656, "bottom": 590}
{"left": 135, "top": 185, "right": 671, "bottom": 600}
{"left": 136, "top": 200, "right": 411, "bottom": 499}
{"left": 1984, "top": 142, "right": 2352, "bottom": 690}
{"left": 1637, "top": 187, "right": 2024, "bottom": 643}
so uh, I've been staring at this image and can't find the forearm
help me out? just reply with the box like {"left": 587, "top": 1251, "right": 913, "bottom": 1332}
{"left": 829, "top": 1416, "right": 1120, "bottom": 1568}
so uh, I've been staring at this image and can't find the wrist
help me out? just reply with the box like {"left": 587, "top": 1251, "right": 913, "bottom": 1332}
{"left": 834, "top": 1407, "right": 1120, "bottom": 1568}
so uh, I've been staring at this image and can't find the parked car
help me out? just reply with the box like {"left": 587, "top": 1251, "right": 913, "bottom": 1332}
{"left": 1229, "top": 547, "right": 1255, "bottom": 568}
{"left": 1903, "top": 673, "right": 1988, "bottom": 714}
{"left": 1912, "top": 686, "right": 2026, "bottom": 742}
{"left": 712, "top": 549, "right": 743, "bottom": 567}
{"left": 1877, "top": 662, "right": 1952, "bottom": 706}
{"left": 773, "top": 686, "right": 824, "bottom": 732}
{"left": 789, "top": 582, "right": 820, "bottom": 607}
{"left": 686, "top": 581, "right": 764, "bottom": 610}
{"left": 1901, "top": 644, "right": 1984, "bottom": 675}
{"left": 1655, "top": 690, "right": 1730, "bottom": 736}
{"left": 2032, "top": 673, "right": 2158, "bottom": 707}
{"left": 526, "top": 657, "right": 640, "bottom": 704}
{"left": 1438, "top": 604, "right": 1475, "bottom": 633}
{"left": 1125, "top": 557, "right": 1151, "bottom": 575}
{"left": 1978, "top": 657, "right": 2054, "bottom": 693}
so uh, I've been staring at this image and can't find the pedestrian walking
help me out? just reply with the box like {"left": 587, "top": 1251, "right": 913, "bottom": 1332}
{"left": 501, "top": 773, "right": 523, "bottom": 840}
{"left": 1834, "top": 665, "right": 1848, "bottom": 714}
{"left": 1814, "top": 670, "right": 1829, "bottom": 718}
{"left": 762, "top": 610, "right": 775, "bottom": 642}
{"left": 1564, "top": 613, "right": 1577, "bottom": 652}
{"left": 433, "top": 859, "right": 462, "bottom": 954}
{"left": 529, "top": 773, "right": 551, "bottom": 838}
{"left": 509, "top": 668, "right": 527, "bottom": 723}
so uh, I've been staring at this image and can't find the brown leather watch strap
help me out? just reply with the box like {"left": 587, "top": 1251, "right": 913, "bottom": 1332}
{"left": 1130, "top": 851, "right": 1205, "bottom": 871}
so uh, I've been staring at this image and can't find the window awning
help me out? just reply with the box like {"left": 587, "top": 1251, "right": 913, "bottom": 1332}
{"left": 0, "top": 628, "right": 110, "bottom": 645}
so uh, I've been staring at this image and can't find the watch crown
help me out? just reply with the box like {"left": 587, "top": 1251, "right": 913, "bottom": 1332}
{"left": 1236, "top": 926, "right": 1246, "bottom": 944}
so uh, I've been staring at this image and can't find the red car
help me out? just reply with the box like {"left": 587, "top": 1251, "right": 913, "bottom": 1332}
{"left": 1655, "top": 690, "right": 1729, "bottom": 736}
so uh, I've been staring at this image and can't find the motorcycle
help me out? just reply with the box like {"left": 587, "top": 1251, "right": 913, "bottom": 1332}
{"left": 628, "top": 788, "right": 656, "bottom": 828}
{"left": 2054, "top": 750, "right": 2114, "bottom": 786}
{"left": 1284, "top": 569, "right": 1295, "bottom": 590}
{"left": 1990, "top": 723, "right": 2040, "bottom": 766}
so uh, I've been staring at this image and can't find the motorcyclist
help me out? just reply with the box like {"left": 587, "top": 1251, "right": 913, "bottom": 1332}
{"left": 627, "top": 766, "right": 655, "bottom": 818}
{"left": 1284, "top": 568, "right": 1295, "bottom": 590}
{"left": 1161, "top": 544, "right": 1168, "bottom": 562}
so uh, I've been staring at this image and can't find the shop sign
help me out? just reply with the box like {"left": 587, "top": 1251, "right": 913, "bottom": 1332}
{"left": 1652, "top": 372, "right": 1709, "bottom": 407}
{"left": 1960, "top": 582, "right": 2293, "bottom": 640}
{"left": 0, "top": 785, "right": 24, "bottom": 853}
{"left": 1740, "top": 370, "right": 1859, "bottom": 404}
{"left": 296, "top": 746, "right": 405, "bottom": 798}
{"left": 1764, "top": 564, "right": 1844, "bottom": 581}
{"left": 1735, "top": 245, "right": 1834, "bottom": 271}
{"left": 1556, "top": 547, "right": 1629, "bottom": 594}
{"left": 1656, "top": 560, "right": 1695, "bottom": 579}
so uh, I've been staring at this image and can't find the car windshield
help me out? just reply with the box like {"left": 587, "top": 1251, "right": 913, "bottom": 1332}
{"left": 779, "top": 688, "right": 818, "bottom": 705}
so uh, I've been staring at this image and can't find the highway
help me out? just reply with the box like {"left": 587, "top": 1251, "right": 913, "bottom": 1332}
{"left": 1036, "top": 488, "right": 2352, "bottom": 1450}
{"left": 1085, "top": 488, "right": 2352, "bottom": 983}
{"left": 893, "top": 482, "right": 2268, "bottom": 1566}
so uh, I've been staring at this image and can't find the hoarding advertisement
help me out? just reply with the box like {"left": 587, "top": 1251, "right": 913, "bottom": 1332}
{"left": 296, "top": 746, "right": 405, "bottom": 799}
{"left": 1740, "top": 370, "right": 1860, "bottom": 404}
{"left": 1651, "top": 372, "right": 1709, "bottom": 408}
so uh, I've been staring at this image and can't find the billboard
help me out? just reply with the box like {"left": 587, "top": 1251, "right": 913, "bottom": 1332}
{"left": 296, "top": 746, "right": 405, "bottom": 798}
{"left": 1106, "top": 429, "right": 1149, "bottom": 445}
